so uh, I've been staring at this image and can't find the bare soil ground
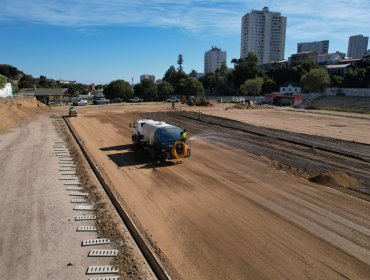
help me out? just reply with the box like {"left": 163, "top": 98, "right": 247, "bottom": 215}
{"left": 0, "top": 98, "right": 49, "bottom": 133}
{"left": 69, "top": 103, "right": 370, "bottom": 280}
{"left": 0, "top": 101, "right": 155, "bottom": 280}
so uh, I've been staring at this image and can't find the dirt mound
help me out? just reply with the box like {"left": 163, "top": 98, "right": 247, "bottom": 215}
{"left": 0, "top": 98, "right": 49, "bottom": 133}
{"left": 309, "top": 170, "right": 360, "bottom": 189}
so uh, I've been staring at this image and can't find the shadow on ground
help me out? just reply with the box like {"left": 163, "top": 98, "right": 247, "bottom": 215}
{"left": 101, "top": 144, "right": 179, "bottom": 169}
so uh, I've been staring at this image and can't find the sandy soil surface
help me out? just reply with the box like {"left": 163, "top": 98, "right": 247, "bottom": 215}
{"left": 0, "top": 113, "right": 104, "bottom": 279}
{"left": 0, "top": 98, "right": 49, "bottom": 133}
{"left": 195, "top": 104, "right": 370, "bottom": 145}
{"left": 69, "top": 103, "right": 370, "bottom": 280}
{"left": 0, "top": 107, "right": 155, "bottom": 279}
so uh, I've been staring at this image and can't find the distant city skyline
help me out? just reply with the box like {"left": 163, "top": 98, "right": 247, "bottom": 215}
{"left": 1, "top": 0, "right": 369, "bottom": 84}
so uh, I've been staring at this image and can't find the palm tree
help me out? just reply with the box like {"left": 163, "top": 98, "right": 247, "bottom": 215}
{"left": 231, "top": 58, "right": 238, "bottom": 68}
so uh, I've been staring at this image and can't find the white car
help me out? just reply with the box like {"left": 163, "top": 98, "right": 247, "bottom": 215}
{"left": 167, "top": 97, "right": 180, "bottom": 103}
{"left": 129, "top": 97, "right": 143, "bottom": 103}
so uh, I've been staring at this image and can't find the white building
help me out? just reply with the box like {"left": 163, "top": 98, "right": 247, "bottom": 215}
{"left": 140, "top": 74, "right": 155, "bottom": 82}
{"left": 279, "top": 82, "right": 301, "bottom": 95}
{"left": 0, "top": 83, "right": 13, "bottom": 98}
{"left": 347, "top": 35, "right": 369, "bottom": 58}
{"left": 297, "top": 40, "right": 329, "bottom": 55}
{"left": 204, "top": 46, "right": 226, "bottom": 73}
{"left": 240, "top": 7, "right": 286, "bottom": 64}
{"left": 317, "top": 51, "right": 346, "bottom": 65}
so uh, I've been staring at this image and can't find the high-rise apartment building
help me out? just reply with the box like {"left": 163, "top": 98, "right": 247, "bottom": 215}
{"left": 204, "top": 46, "right": 227, "bottom": 73}
{"left": 140, "top": 74, "right": 155, "bottom": 82}
{"left": 347, "top": 35, "right": 369, "bottom": 58}
{"left": 240, "top": 7, "right": 286, "bottom": 64}
{"left": 297, "top": 40, "right": 329, "bottom": 55}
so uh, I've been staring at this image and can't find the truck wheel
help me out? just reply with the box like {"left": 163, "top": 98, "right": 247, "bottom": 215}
{"left": 132, "top": 136, "right": 139, "bottom": 148}
{"left": 150, "top": 148, "right": 156, "bottom": 159}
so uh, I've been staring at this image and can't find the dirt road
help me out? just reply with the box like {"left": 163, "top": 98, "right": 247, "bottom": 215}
{"left": 70, "top": 104, "right": 370, "bottom": 279}
{"left": 0, "top": 112, "right": 155, "bottom": 280}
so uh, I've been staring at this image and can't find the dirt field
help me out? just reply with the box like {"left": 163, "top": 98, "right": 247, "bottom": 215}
{"left": 69, "top": 103, "right": 370, "bottom": 280}
{"left": 0, "top": 98, "right": 49, "bottom": 133}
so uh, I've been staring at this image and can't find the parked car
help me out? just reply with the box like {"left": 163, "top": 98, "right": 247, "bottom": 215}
{"left": 129, "top": 97, "right": 143, "bottom": 103}
{"left": 167, "top": 96, "right": 180, "bottom": 103}
{"left": 73, "top": 99, "right": 87, "bottom": 106}
{"left": 113, "top": 97, "right": 123, "bottom": 103}
{"left": 93, "top": 98, "right": 110, "bottom": 105}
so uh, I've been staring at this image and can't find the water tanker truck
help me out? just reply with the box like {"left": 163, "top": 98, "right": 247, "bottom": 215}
{"left": 131, "top": 119, "right": 190, "bottom": 159}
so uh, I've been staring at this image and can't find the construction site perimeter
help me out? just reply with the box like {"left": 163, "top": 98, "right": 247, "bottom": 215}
{"left": 67, "top": 102, "right": 370, "bottom": 280}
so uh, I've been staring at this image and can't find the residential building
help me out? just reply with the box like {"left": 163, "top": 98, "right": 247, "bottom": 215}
{"left": 289, "top": 51, "right": 318, "bottom": 67}
{"left": 317, "top": 51, "right": 345, "bottom": 65}
{"left": 265, "top": 59, "right": 288, "bottom": 70}
{"left": 297, "top": 40, "right": 329, "bottom": 55}
{"left": 325, "top": 64, "right": 351, "bottom": 75}
{"left": 240, "top": 7, "right": 286, "bottom": 64}
{"left": 347, "top": 35, "right": 369, "bottom": 58}
{"left": 279, "top": 82, "right": 301, "bottom": 95}
{"left": 204, "top": 46, "right": 227, "bottom": 73}
{"left": 0, "top": 83, "right": 13, "bottom": 98}
{"left": 57, "top": 79, "right": 76, "bottom": 84}
{"left": 140, "top": 74, "right": 155, "bottom": 82}
{"left": 339, "top": 58, "right": 363, "bottom": 67}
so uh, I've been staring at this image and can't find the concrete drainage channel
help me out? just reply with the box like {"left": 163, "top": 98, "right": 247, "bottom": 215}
{"left": 53, "top": 139, "right": 120, "bottom": 280}
{"left": 51, "top": 116, "right": 166, "bottom": 280}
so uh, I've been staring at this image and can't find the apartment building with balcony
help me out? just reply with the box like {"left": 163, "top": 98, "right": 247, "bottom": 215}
{"left": 240, "top": 7, "right": 286, "bottom": 64}
{"left": 204, "top": 46, "right": 227, "bottom": 73}
{"left": 297, "top": 40, "right": 329, "bottom": 55}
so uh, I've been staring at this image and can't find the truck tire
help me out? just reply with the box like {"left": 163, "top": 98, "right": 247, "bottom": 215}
{"left": 150, "top": 148, "right": 156, "bottom": 159}
{"left": 132, "top": 135, "right": 139, "bottom": 148}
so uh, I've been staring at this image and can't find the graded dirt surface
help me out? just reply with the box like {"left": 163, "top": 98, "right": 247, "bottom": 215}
{"left": 69, "top": 103, "right": 370, "bottom": 280}
{"left": 204, "top": 104, "right": 370, "bottom": 144}
{"left": 0, "top": 103, "right": 155, "bottom": 280}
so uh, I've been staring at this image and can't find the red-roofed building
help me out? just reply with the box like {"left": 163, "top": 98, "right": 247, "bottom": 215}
{"left": 265, "top": 93, "right": 304, "bottom": 106}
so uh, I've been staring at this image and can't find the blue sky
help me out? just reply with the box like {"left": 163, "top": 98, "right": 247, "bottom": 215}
{"left": 1, "top": 0, "right": 369, "bottom": 85}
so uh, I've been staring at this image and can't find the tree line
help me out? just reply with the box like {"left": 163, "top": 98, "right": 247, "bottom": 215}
{"left": 2, "top": 52, "right": 369, "bottom": 101}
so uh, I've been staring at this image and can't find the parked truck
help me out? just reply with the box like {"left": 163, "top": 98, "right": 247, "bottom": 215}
{"left": 131, "top": 119, "right": 190, "bottom": 159}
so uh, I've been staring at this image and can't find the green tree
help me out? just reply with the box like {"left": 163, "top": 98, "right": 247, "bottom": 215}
{"left": 0, "top": 64, "right": 23, "bottom": 80}
{"left": 233, "top": 52, "right": 260, "bottom": 90}
{"left": 331, "top": 75, "right": 344, "bottom": 87}
{"left": 231, "top": 58, "right": 238, "bottom": 68}
{"left": 175, "top": 77, "right": 204, "bottom": 97}
{"left": 177, "top": 54, "right": 184, "bottom": 72}
{"left": 261, "top": 76, "right": 277, "bottom": 94}
{"left": 104, "top": 79, "right": 133, "bottom": 101}
{"left": 157, "top": 81, "right": 174, "bottom": 100}
{"left": 343, "top": 68, "right": 367, "bottom": 88}
{"left": 213, "top": 62, "right": 229, "bottom": 95}
{"left": 18, "top": 74, "right": 36, "bottom": 89}
{"left": 189, "top": 69, "right": 198, "bottom": 78}
{"left": 140, "top": 79, "right": 158, "bottom": 101}
{"left": 0, "top": 76, "right": 7, "bottom": 89}
{"left": 163, "top": 65, "right": 178, "bottom": 87}
{"left": 300, "top": 68, "right": 330, "bottom": 93}
{"left": 291, "top": 61, "right": 319, "bottom": 83}
{"left": 240, "top": 77, "right": 264, "bottom": 95}
{"left": 38, "top": 75, "right": 47, "bottom": 87}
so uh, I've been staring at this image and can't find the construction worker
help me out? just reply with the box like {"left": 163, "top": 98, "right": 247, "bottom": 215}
{"left": 180, "top": 128, "right": 187, "bottom": 141}
{"left": 171, "top": 102, "right": 175, "bottom": 109}
{"left": 198, "top": 110, "right": 203, "bottom": 120}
